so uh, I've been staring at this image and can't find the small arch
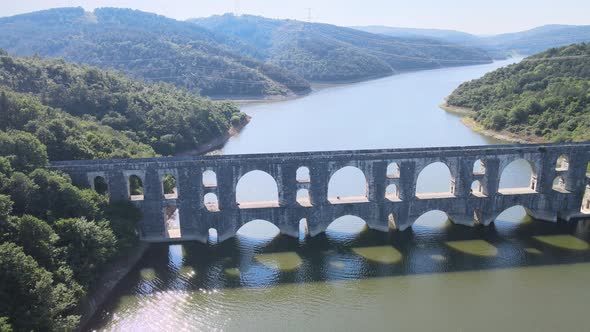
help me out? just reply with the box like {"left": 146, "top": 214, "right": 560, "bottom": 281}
{"left": 204, "top": 193, "right": 219, "bottom": 212}
{"left": 471, "top": 180, "right": 485, "bottom": 197}
{"left": 499, "top": 159, "right": 537, "bottom": 194}
{"left": 556, "top": 155, "right": 569, "bottom": 171}
{"left": 552, "top": 176, "right": 567, "bottom": 192}
{"left": 237, "top": 219, "right": 280, "bottom": 241}
{"left": 385, "top": 184, "right": 400, "bottom": 201}
{"left": 387, "top": 162, "right": 400, "bottom": 179}
{"left": 328, "top": 166, "right": 368, "bottom": 204}
{"left": 299, "top": 218, "right": 308, "bottom": 240}
{"left": 297, "top": 189, "right": 311, "bottom": 207}
{"left": 296, "top": 166, "right": 310, "bottom": 183}
{"left": 416, "top": 162, "right": 455, "bottom": 198}
{"left": 388, "top": 213, "right": 397, "bottom": 231}
{"left": 129, "top": 175, "right": 144, "bottom": 201}
{"left": 202, "top": 170, "right": 217, "bottom": 188}
{"left": 326, "top": 215, "right": 367, "bottom": 236}
{"left": 581, "top": 185, "right": 590, "bottom": 214}
{"left": 208, "top": 228, "right": 218, "bottom": 244}
{"left": 236, "top": 170, "right": 279, "bottom": 208}
{"left": 164, "top": 204, "right": 181, "bottom": 239}
{"left": 93, "top": 176, "right": 108, "bottom": 195}
{"left": 162, "top": 174, "right": 178, "bottom": 199}
{"left": 473, "top": 159, "right": 486, "bottom": 175}
{"left": 413, "top": 210, "right": 450, "bottom": 229}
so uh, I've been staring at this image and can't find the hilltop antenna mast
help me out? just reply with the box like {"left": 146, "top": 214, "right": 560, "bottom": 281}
{"left": 305, "top": 8, "right": 313, "bottom": 22}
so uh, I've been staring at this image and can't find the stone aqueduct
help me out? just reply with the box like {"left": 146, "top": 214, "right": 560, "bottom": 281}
{"left": 50, "top": 143, "right": 590, "bottom": 243}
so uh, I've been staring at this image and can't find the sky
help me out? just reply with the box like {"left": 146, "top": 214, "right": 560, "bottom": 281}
{"left": 1, "top": 0, "right": 588, "bottom": 35}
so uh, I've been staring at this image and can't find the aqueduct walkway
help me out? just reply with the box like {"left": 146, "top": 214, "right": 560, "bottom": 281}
{"left": 50, "top": 142, "right": 590, "bottom": 243}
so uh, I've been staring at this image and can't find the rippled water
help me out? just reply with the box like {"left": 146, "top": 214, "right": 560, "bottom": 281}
{"left": 89, "top": 59, "right": 590, "bottom": 331}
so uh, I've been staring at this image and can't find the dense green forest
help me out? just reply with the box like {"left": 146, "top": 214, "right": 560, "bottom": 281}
{"left": 0, "top": 129, "right": 143, "bottom": 331}
{"left": 446, "top": 43, "right": 590, "bottom": 142}
{"left": 0, "top": 50, "right": 246, "bottom": 156}
{"left": 0, "top": 7, "right": 310, "bottom": 97}
{"left": 191, "top": 14, "right": 493, "bottom": 82}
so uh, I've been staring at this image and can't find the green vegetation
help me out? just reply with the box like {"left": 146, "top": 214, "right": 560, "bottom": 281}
{"left": 0, "top": 50, "right": 247, "bottom": 157}
{"left": 447, "top": 43, "right": 590, "bottom": 142}
{"left": 0, "top": 131, "right": 143, "bottom": 331}
{"left": 191, "top": 14, "right": 493, "bottom": 82}
{"left": 0, "top": 7, "right": 310, "bottom": 97}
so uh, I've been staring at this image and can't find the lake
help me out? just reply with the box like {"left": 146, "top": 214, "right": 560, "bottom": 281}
{"left": 89, "top": 59, "right": 590, "bottom": 332}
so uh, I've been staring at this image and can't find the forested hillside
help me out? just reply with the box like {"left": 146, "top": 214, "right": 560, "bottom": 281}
{"left": 446, "top": 43, "right": 590, "bottom": 142}
{"left": 191, "top": 14, "right": 493, "bottom": 82}
{"left": 0, "top": 7, "right": 310, "bottom": 98}
{"left": 0, "top": 50, "right": 246, "bottom": 156}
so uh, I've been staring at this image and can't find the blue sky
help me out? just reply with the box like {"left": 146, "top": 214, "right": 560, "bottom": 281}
{"left": 1, "top": 0, "right": 588, "bottom": 35}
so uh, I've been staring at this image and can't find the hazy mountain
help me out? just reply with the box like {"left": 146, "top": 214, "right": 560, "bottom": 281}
{"left": 483, "top": 25, "right": 590, "bottom": 55}
{"left": 354, "top": 26, "right": 481, "bottom": 45}
{"left": 354, "top": 24, "right": 590, "bottom": 57}
{"left": 0, "top": 7, "right": 311, "bottom": 98}
{"left": 190, "top": 14, "right": 493, "bottom": 82}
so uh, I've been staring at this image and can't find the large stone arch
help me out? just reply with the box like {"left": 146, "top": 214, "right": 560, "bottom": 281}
{"left": 415, "top": 160, "right": 456, "bottom": 197}
{"left": 236, "top": 219, "right": 280, "bottom": 241}
{"left": 498, "top": 157, "right": 538, "bottom": 193}
{"left": 327, "top": 165, "right": 369, "bottom": 203}
{"left": 235, "top": 169, "right": 280, "bottom": 208}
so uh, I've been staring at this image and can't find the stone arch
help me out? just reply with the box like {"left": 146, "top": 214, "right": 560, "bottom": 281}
{"left": 473, "top": 159, "right": 486, "bottom": 175}
{"left": 327, "top": 166, "right": 368, "bottom": 204}
{"left": 556, "top": 154, "right": 569, "bottom": 171}
{"left": 296, "top": 166, "right": 310, "bottom": 183}
{"left": 128, "top": 174, "right": 144, "bottom": 201}
{"left": 552, "top": 176, "right": 566, "bottom": 192}
{"left": 299, "top": 218, "right": 309, "bottom": 240}
{"left": 581, "top": 185, "right": 590, "bottom": 213}
{"left": 163, "top": 204, "right": 181, "bottom": 238}
{"left": 387, "top": 162, "right": 400, "bottom": 178}
{"left": 202, "top": 169, "right": 217, "bottom": 188}
{"left": 297, "top": 188, "right": 311, "bottom": 206}
{"left": 385, "top": 184, "right": 400, "bottom": 201}
{"left": 204, "top": 193, "right": 219, "bottom": 212}
{"left": 388, "top": 213, "right": 397, "bottom": 231}
{"left": 499, "top": 159, "right": 537, "bottom": 194}
{"left": 413, "top": 210, "right": 450, "bottom": 229}
{"left": 237, "top": 219, "right": 280, "bottom": 240}
{"left": 493, "top": 205, "right": 530, "bottom": 226}
{"left": 208, "top": 228, "right": 218, "bottom": 244}
{"left": 162, "top": 173, "right": 177, "bottom": 199}
{"left": 326, "top": 215, "right": 367, "bottom": 235}
{"left": 471, "top": 180, "right": 484, "bottom": 197}
{"left": 235, "top": 170, "right": 279, "bottom": 208}
{"left": 415, "top": 162, "right": 455, "bottom": 198}
{"left": 93, "top": 176, "right": 108, "bottom": 195}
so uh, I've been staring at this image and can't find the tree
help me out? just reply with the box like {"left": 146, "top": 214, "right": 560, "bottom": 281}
{"left": 54, "top": 218, "right": 117, "bottom": 285}
{"left": 11, "top": 215, "right": 58, "bottom": 270}
{"left": 0, "top": 131, "right": 48, "bottom": 172}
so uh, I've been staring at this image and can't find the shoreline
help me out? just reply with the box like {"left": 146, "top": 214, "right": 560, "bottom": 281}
{"left": 439, "top": 102, "right": 546, "bottom": 144}
{"left": 77, "top": 242, "right": 150, "bottom": 331}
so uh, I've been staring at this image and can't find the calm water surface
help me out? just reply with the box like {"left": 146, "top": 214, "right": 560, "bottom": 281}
{"left": 90, "top": 59, "right": 590, "bottom": 331}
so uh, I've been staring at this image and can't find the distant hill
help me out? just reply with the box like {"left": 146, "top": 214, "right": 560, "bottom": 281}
{"left": 483, "top": 25, "right": 590, "bottom": 55}
{"left": 190, "top": 14, "right": 493, "bottom": 82}
{"left": 446, "top": 43, "right": 590, "bottom": 142}
{"left": 354, "top": 26, "right": 481, "bottom": 45}
{"left": 354, "top": 24, "right": 590, "bottom": 58}
{"left": 0, "top": 7, "right": 310, "bottom": 98}
{"left": 0, "top": 50, "right": 246, "bottom": 157}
